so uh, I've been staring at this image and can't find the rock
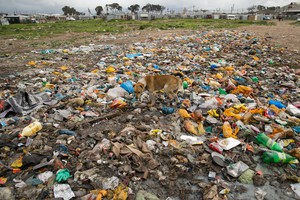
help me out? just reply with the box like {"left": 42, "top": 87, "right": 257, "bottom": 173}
{"left": 238, "top": 169, "right": 255, "bottom": 184}
{"left": 0, "top": 187, "right": 15, "bottom": 200}
{"left": 253, "top": 174, "right": 267, "bottom": 186}
{"left": 136, "top": 190, "right": 160, "bottom": 200}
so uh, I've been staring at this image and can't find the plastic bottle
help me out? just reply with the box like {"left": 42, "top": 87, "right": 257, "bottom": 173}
{"left": 183, "top": 81, "right": 188, "bottom": 89}
{"left": 19, "top": 121, "right": 42, "bottom": 138}
{"left": 262, "top": 151, "right": 296, "bottom": 164}
{"left": 256, "top": 133, "right": 282, "bottom": 152}
{"left": 209, "top": 142, "right": 223, "bottom": 154}
{"left": 218, "top": 88, "right": 227, "bottom": 95}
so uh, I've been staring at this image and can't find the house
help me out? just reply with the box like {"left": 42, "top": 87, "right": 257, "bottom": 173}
{"left": 283, "top": 2, "right": 300, "bottom": 19}
{"left": 106, "top": 12, "right": 128, "bottom": 21}
{"left": 5, "top": 15, "right": 30, "bottom": 24}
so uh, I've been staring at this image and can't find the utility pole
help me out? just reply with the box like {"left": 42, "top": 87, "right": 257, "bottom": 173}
{"left": 231, "top": 4, "right": 234, "bottom": 14}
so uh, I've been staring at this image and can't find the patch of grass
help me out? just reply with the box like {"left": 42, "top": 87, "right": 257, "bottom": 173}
{"left": 291, "top": 21, "right": 300, "bottom": 25}
{"left": 0, "top": 18, "right": 275, "bottom": 40}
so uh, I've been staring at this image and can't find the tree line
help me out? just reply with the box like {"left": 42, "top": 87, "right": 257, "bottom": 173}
{"left": 62, "top": 3, "right": 165, "bottom": 16}
{"left": 247, "top": 5, "right": 281, "bottom": 14}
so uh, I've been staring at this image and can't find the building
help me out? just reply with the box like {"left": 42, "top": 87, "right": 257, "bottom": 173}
{"left": 5, "top": 15, "right": 30, "bottom": 24}
{"left": 283, "top": 2, "right": 300, "bottom": 19}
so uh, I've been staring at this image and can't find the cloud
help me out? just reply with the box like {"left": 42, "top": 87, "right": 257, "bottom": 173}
{"left": 0, "top": 0, "right": 294, "bottom": 14}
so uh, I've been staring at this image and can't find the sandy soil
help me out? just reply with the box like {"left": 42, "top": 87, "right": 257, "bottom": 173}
{"left": 237, "top": 20, "right": 300, "bottom": 52}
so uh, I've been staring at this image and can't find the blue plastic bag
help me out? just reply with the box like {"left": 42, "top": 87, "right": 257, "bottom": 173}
{"left": 120, "top": 80, "right": 134, "bottom": 94}
{"left": 269, "top": 100, "right": 286, "bottom": 109}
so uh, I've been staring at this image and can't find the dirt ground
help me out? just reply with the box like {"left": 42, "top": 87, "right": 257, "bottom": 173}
{"left": 237, "top": 20, "right": 300, "bottom": 52}
{"left": 0, "top": 20, "right": 299, "bottom": 77}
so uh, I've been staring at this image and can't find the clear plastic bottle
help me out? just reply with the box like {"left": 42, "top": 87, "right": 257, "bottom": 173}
{"left": 18, "top": 121, "right": 42, "bottom": 137}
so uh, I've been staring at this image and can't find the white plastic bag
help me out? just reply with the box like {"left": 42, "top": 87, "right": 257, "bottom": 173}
{"left": 106, "top": 86, "right": 129, "bottom": 100}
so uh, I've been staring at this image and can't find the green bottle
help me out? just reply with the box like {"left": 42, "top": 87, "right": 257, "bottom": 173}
{"left": 251, "top": 77, "right": 259, "bottom": 83}
{"left": 256, "top": 133, "right": 283, "bottom": 152}
{"left": 183, "top": 81, "right": 188, "bottom": 89}
{"left": 262, "top": 151, "right": 296, "bottom": 164}
{"left": 218, "top": 88, "right": 227, "bottom": 95}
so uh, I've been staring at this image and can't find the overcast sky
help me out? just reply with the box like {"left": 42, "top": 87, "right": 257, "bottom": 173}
{"left": 0, "top": 0, "right": 295, "bottom": 14}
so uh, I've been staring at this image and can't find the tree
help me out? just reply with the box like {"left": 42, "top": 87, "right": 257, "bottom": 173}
{"left": 154, "top": 4, "right": 165, "bottom": 14}
{"left": 128, "top": 4, "right": 140, "bottom": 14}
{"left": 62, "top": 6, "right": 71, "bottom": 15}
{"left": 142, "top": 4, "right": 165, "bottom": 13}
{"left": 107, "top": 3, "right": 122, "bottom": 13}
{"left": 95, "top": 6, "right": 103, "bottom": 15}
{"left": 62, "top": 6, "right": 80, "bottom": 15}
{"left": 257, "top": 5, "right": 266, "bottom": 11}
{"left": 247, "top": 5, "right": 257, "bottom": 14}
{"left": 142, "top": 4, "right": 152, "bottom": 13}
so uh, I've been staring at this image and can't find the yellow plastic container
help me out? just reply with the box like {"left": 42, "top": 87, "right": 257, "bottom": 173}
{"left": 19, "top": 121, "right": 42, "bottom": 137}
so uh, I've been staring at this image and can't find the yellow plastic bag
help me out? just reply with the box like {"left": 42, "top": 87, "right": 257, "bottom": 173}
{"left": 27, "top": 61, "right": 36, "bottom": 66}
{"left": 178, "top": 109, "right": 191, "bottom": 118}
{"left": 11, "top": 156, "right": 23, "bottom": 168}
{"left": 252, "top": 55, "right": 260, "bottom": 61}
{"left": 183, "top": 77, "right": 194, "bottom": 85}
{"left": 215, "top": 73, "right": 223, "bottom": 79}
{"left": 223, "top": 108, "right": 241, "bottom": 120}
{"left": 91, "top": 69, "right": 99, "bottom": 74}
{"left": 222, "top": 122, "right": 238, "bottom": 138}
{"left": 207, "top": 109, "right": 219, "bottom": 117}
{"left": 231, "top": 85, "right": 253, "bottom": 96}
{"left": 113, "top": 184, "right": 128, "bottom": 200}
{"left": 269, "top": 104, "right": 282, "bottom": 115}
{"left": 197, "top": 122, "right": 206, "bottom": 135}
{"left": 60, "top": 66, "right": 69, "bottom": 71}
{"left": 184, "top": 120, "right": 199, "bottom": 136}
{"left": 249, "top": 108, "right": 265, "bottom": 115}
{"left": 209, "top": 80, "right": 221, "bottom": 88}
{"left": 106, "top": 66, "right": 116, "bottom": 73}
{"left": 233, "top": 104, "right": 248, "bottom": 112}
{"left": 52, "top": 71, "right": 61, "bottom": 76}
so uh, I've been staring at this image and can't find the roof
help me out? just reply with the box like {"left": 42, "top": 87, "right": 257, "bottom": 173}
{"left": 283, "top": 2, "right": 300, "bottom": 12}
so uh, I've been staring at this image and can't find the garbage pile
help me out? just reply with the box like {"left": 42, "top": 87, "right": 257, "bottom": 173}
{"left": 0, "top": 30, "right": 300, "bottom": 200}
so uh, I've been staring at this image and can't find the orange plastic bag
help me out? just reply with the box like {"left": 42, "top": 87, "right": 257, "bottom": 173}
{"left": 0, "top": 177, "right": 7, "bottom": 185}
{"left": 249, "top": 108, "right": 265, "bottom": 115}
{"left": 181, "top": 99, "right": 191, "bottom": 108}
{"left": 191, "top": 110, "right": 204, "bottom": 122}
{"left": 110, "top": 99, "right": 127, "bottom": 108}
{"left": 252, "top": 55, "right": 260, "bottom": 61}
